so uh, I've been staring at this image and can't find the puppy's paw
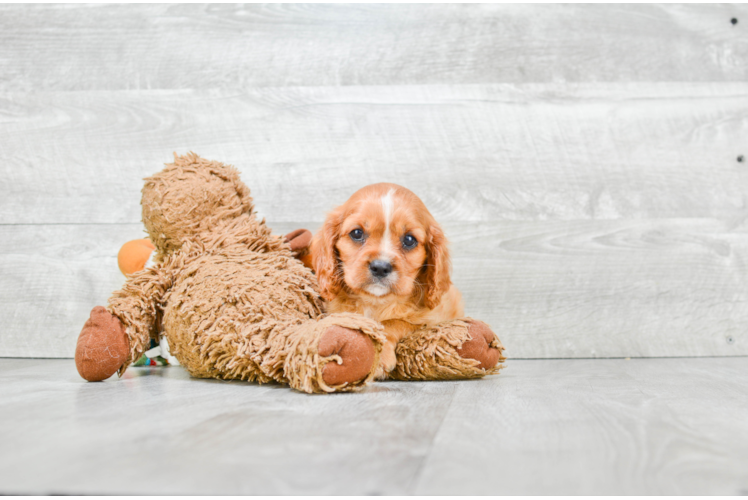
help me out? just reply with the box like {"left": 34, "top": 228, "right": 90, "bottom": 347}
{"left": 374, "top": 341, "right": 397, "bottom": 380}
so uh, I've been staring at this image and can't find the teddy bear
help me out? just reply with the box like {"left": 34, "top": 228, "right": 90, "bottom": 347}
{"left": 75, "top": 153, "right": 504, "bottom": 393}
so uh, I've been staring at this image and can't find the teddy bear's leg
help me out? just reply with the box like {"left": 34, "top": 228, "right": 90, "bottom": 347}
{"left": 75, "top": 306, "right": 130, "bottom": 381}
{"left": 76, "top": 261, "right": 173, "bottom": 382}
{"left": 266, "top": 313, "right": 387, "bottom": 393}
{"left": 107, "top": 259, "right": 174, "bottom": 374}
{"left": 389, "top": 319, "right": 506, "bottom": 381}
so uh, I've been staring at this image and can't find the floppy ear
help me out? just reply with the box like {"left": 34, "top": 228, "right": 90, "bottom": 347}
{"left": 310, "top": 206, "right": 345, "bottom": 301}
{"left": 423, "top": 223, "right": 452, "bottom": 309}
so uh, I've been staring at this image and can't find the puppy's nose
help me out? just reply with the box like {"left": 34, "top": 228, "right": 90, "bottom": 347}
{"left": 369, "top": 260, "right": 393, "bottom": 279}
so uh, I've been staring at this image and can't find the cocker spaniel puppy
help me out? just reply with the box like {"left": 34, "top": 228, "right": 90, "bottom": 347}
{"left": 310, "top": 182, "right": 477, "bottom": 378}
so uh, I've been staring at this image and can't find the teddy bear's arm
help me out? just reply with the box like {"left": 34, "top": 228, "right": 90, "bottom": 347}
{"left": 389, "top": 318, "right": 506, "bottom": 381}
{"left": 107, "top": 260, "right": 175, "bottom": 374}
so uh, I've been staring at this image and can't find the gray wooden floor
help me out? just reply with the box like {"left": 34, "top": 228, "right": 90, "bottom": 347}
{"left": 1, "top": 357, "right": 747, "bottom": 495}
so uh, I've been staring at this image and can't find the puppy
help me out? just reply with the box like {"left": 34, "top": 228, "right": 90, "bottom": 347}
{"left": 310, "top": 183, "right": 464, "bottom": 378}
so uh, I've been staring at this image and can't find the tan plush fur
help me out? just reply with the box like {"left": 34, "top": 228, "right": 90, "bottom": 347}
{"left": 105, "top": 153, "right": 386, "bottom": 393}
{"left": 390, "top": 319, "right": 505, "bottom": 381}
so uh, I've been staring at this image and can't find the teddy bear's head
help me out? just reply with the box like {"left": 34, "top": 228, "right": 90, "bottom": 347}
{"left": 141, "top": 153, "right": 255, "bottom": 254}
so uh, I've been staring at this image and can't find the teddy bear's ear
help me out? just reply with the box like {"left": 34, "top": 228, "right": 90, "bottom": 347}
{"left": 142, "top": 153, "right": 255, "bottom": 254}
{"left": 310, "top": 206, "right": 345, "bottom": 301}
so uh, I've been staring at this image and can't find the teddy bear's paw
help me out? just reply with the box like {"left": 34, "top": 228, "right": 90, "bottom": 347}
{"left": 284, "top": 229, "right": 314, "bottom": 268}
{"left": 318, "top": 326, "right": 377, "bottom": 387}
{"left": 75, "top": 306, "right": 130, "bottom": 382}
{"left": 283, "top": 229, "right": 312, "bottom": 253}
{"left": 456, "top": 320, "right": 506, "bottom": 370}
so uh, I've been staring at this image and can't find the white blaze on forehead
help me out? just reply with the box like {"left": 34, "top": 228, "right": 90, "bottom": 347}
{"left": 380, "top": 188, "right": 396, "bottom": 259}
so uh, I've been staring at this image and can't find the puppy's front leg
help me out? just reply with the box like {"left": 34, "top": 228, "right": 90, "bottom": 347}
{"left": 375, "top": 320, "right": 418, "bottom": 380}
{"left": 376, "top": 337, "right": 398, "bottom": 380}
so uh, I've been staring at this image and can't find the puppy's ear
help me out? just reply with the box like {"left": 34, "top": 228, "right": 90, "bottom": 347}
{"left": 423, "top": 223, "right": 452, "bottom": 309}
{"left": 311, "top": 206, "right": 345, "bottom": 301}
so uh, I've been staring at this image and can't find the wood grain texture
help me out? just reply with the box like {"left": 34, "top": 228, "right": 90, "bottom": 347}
{"left": 0, "top": 357, "right": 746, "bottom": 494}
{"left": 2, "top": 4, "right": 747, "bottom": 360}
{"left": 1, "top": 83, "right": 747, "bottom": 224}
{"left": 412, "top": 358, "right": 748, "bottom": 495}
{"left": 0, "top": 225, "right": 130, "bottom": 358}
{"left": 0, "top": 358, "right": 459, "bottom": 495}
{"left": 0, "top": 4, "right": 746, "bottom": 91}
{"left": 2, "top": 220, "right": 745, "bottom": 359}
{"left": 452, "top": 218, "right": 748, "bottom": 359}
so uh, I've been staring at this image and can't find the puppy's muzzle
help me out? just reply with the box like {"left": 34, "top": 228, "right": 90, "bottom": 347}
{"left": 369, "top": 260, "right": 392, "bottom": 279}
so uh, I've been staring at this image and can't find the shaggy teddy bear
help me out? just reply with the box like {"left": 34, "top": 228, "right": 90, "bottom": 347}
{"left": 75, "top": 153, "right": 504, "bottom": 393}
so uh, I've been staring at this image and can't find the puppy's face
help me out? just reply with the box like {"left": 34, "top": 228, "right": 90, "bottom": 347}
{"left": 336, "top": 187, "right": 427, "bottom": 298}
{"left": 312, "top": 183, "right": 451, "bottom": 308}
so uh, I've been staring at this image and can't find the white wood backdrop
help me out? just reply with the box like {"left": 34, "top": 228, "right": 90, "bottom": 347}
{"left": 1, "top": 4, "right": 747, "bottom": 358}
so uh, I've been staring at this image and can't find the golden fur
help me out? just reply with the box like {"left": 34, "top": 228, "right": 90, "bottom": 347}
{"left": 311, "top": 183, "right": 464, "bottom": 375}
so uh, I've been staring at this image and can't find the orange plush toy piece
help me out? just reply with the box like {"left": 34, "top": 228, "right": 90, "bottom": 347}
{"left": 118, "top": 239, "right": 155, "bottom": 276}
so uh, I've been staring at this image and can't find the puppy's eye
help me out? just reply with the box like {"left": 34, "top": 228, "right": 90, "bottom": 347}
{"left": 349, "top": 228, "right": 365, "bottom": 242}
{"left": 402, "top": 234, "right": 418, "bottom": 250}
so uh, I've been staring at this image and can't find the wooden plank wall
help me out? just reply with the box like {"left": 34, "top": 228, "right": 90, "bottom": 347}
{"left": 1, "top": 4, "right": 747, "bottom": 358}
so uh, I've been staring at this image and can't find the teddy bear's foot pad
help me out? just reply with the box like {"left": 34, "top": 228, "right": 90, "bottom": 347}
{"left": 75, "top": 306, "right": 130, "bottom": 382}
{"left": 456, "top": 320, "right": 505, "bottom": 370}
{"left": 319, "top": 326, "right": 376, "bottom": 386}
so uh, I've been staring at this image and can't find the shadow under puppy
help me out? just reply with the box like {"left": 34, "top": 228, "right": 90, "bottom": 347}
{"left": 310, "top": 183, "right": 506, "bottom": 380}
